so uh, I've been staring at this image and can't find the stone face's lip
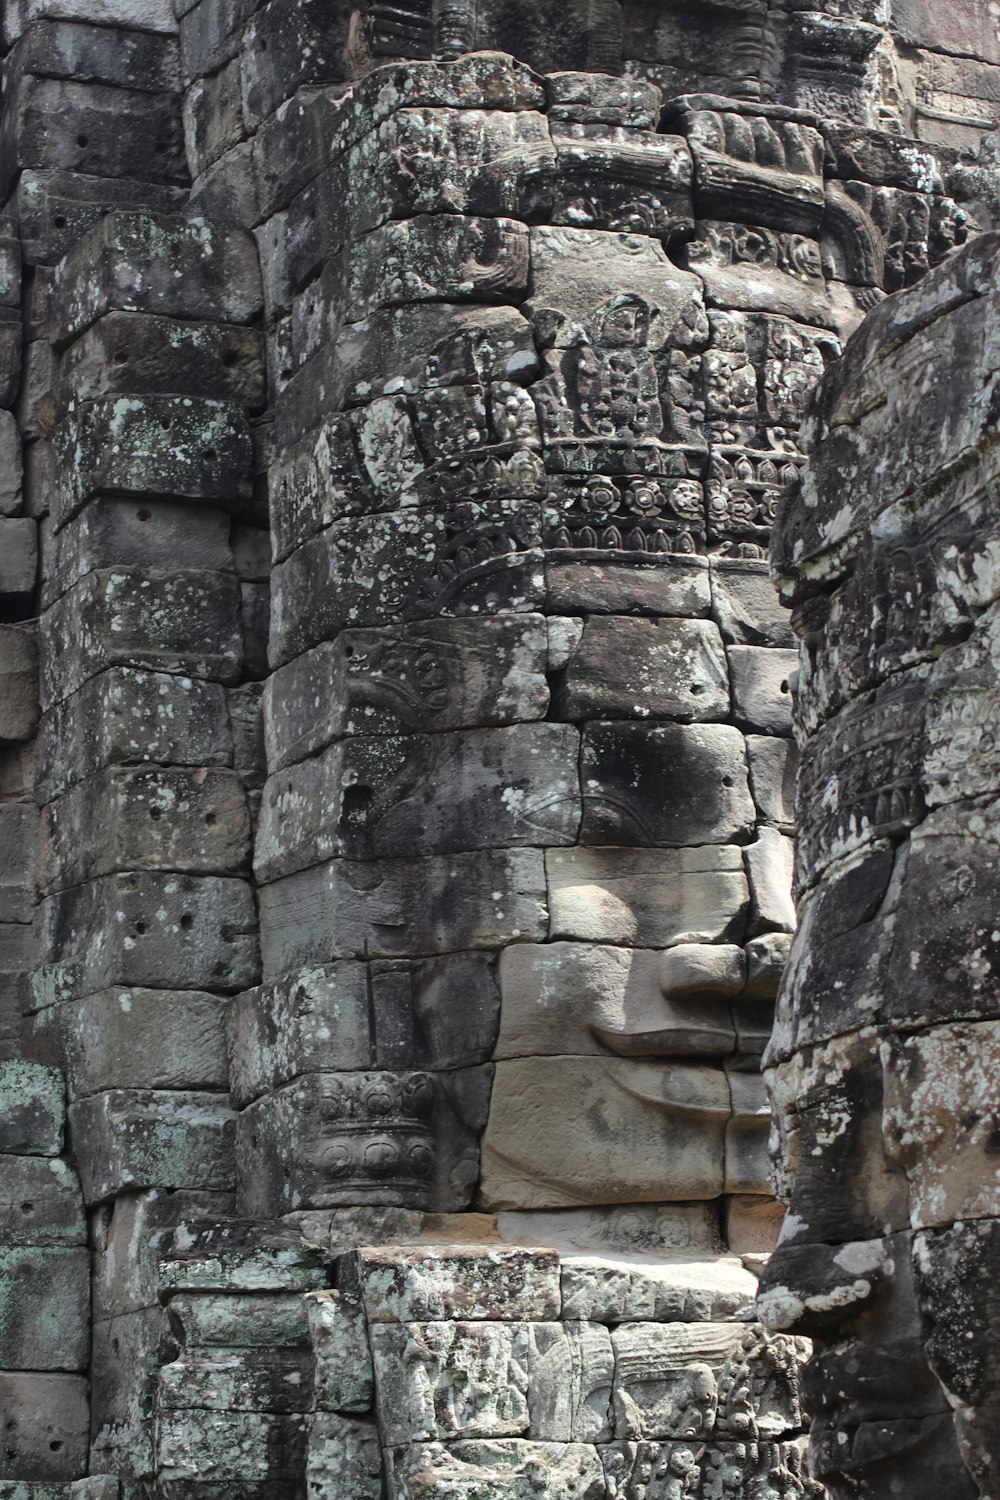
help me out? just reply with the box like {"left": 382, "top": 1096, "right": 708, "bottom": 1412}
{"left": 589, "top": 1022, "right": 736, "bottom": 1058}
{"left": 809, "top": 1411, "right": 953, "bottom": 1479}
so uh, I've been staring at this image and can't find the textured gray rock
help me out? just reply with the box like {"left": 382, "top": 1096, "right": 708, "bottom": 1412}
{"left": 3, "top": 3, "right": 996, "bottom": 1495}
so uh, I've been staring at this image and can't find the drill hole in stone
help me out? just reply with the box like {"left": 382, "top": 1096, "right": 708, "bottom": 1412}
{"left": 203, "top": 448, "right": 217, "bottom": 462}
{"left": 180, "top": 914, "right": 194, "bottom": 931}
{"left": 223, "top": 349, "right": 239, "bottom": 367}
{"left": 76, "top": 133, "right": 88, "bottom": 147}
{"left": 149, "top": 806, "right": 162, "bottom": 820}
{"left": 160, "top": 416, "right": 171, "bottom": 431}
{"left": 780, "top": 679, "right": 790, "bottom": 693}
{"left": 134, "top": 920, "right": 148, "bottom": 935}
{"left": 137, "top": 508, "right": 151, "bottom": 522}
{"left": 205, "top": 812, "right": 217, "bottom": 825}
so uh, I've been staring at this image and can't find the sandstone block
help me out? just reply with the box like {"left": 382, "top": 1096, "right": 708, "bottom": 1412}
{"left": 0, "top": 1373, "right": 88, "bottom": 1480}
{"left": 724, "top": 1066, "right": 771, "bottom": 1195}
{"left": 38, "top": 871, "right": 259, "bottom": 996}
{"left": 183, "top": 57, "right": 245, "bottom": 178}
{"left": 258, "top": 848, "right": 546, "bottom": 977}
{"left": 494, "top": 942, "right": 739, "bottom": 1061}
{"left": 0, "top": 410, "right": 23, "bottom": 516}
{"left": 346, "top": 214, "right": 530, "bottom": 317}
{"left": 90, "top": 1305, "right": 166, "bottom": 1470}
{"left": 480, "top": 1056, "right": 729, "bottom": 1210}
{"left": 527, "top": 223, "right": 703, "bottom": 349}
{"left": 266, "top": 409, "right": 376, "bottom": 560}
{"left": 0, "top": 804, "right": 37, "bottom": 922}
{"left": 0, "top": 74, "right": 185, "bottom": 201}
{"left": 7, "top": 18, "right": 181, "bottom": 92}
{"left": 554, "top": 616, "right": 730, "bottom": 723}
{"left": 255, "top": 723, "right": 580, "bottom": 878}
{"left": 61, "top": 988, "right": 227, "bottom": 1096}
{"left": 610, "top": 1322, "right": 805, "bottom": 1441}
{"left": 41, "top": 499, "right": 234, "bottom": 610}
{"left": 69, "top": 1088, "right": 236, "bottom": 1203}
{"left": 743, "top": 932, "right": 792, "bottom": 1002}
{"left": 746, "top": 735, "right": 797, "bottom": 830}
{"left": 305, "top": 1290, "right": 373, "bottom": 1413}
{"left": 239, "top": 0, "right": 353, "bottom": 125}
{"left": 883, "top": 1020, "right": 1000, "bottom": 1228}
{"left": 915, "top": 1219, "right": 1000, "bottom": 1414}
{"left": 51, "top": 210, "right": 262, "bottom": 346}
{"left": 53, "top": 396, "right": 252, "bottom": 526}
{"left": 156, "top": 1348, "right": 313, "bottom": 1414}
{"left": 580, "top": 722, "right": 754, "bottom": 846}
{"left": 0, "top": 1059, "right": 64, "bottom": 1154}
{"left": 346, "top": 109, "right": 555, "bottom": 236}
{"left": 0, "top": 1244, "right": 89, "bottom": 1369}
{"left": 41, "top": 570, "right": 242, "bottom": 707}
{"left": 767, "top": 844, "right": 897, "bottom": 1062}
{"left": 709, "top": 557, "right": 796, "bottom": 647}
{"left": 228, "top": 952, "right": 499, "bottom": 1105}
{"left": 262, "top": 616, "right": 549, "bottom": 770}
{"left": 767, "top": 1028, "right": 910, "bottom": 1245}
{"left": 40, "top": 765, "right": 250, "bottom": 892}
{"left": 560, "top": 1253, "right": 756, "bottom": 1324}
{"left": 165, "top": 1291, "right": 308, "bottom": 1350}
{"left": 0, "top": 308, "right": 21, "bottom": 406}
{"left": 0, "top": 1154, "right": 85, "bottom": 1245}
{"left": 384, "top": 1438, "right": 606, "bottom": 1500}
{"left": 57, "top": 312, "right": 265, "bottom": 407}
{"left": 544, "top": 554, "right": 711, "bottom": 618}
{"left": 0, "top": 922, "right": 33, "bottom": 1054}
{"left": 546, "top": 846, "right": 748, "bottom": 948}
{"left": 92, "top": 1188, "right": 234, "bottom": 1319}
{"left": 879, "top": 800, "right": 1000, "bottom": 1029}
{"left": 14, "top": 167, "right": 187, "bottom": 269}
{"left": 372, "top": 1319, "right": 531, "bottom": 1444}
{"left": 550, "top": 124, "right": 693, "bottom": 243}
{"left": 0, "top": 517, "right": 37, "bottom": 603}
{"left": 236, "top": 1066, "right": 491, "bottom": 1216}
{"left": 37, "top": 667, "right": 231, "bottom": 802}
{"left": 727, "top": 646, "right": 796, "bottom": 735}
{"left": 158, "top": 1218, "right": 327, "bottom": 1294}
{"left": 0, "top": 624, "right": 39, "bottom": 744}
{"left": 745, "top": 827, "right": 796, "bottom": 935}
{"left": 308, "top": 1414, "right": 382, "bottom": 1500}
{"left": 526, "top": 1321, "right": 614, "bottom": 1441}
{"left": 268, "top": 503, "right": 544, "bottom": 667}
{"left": 155, "top": 1408, "right": 307, "bottom": 1485}
{"left": 343, "top": 1244, "right": 560, "bottom": 1324}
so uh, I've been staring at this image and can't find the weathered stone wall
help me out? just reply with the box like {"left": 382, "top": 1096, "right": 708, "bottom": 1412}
{"left": 762, "top": 231, "right": 1000, "bottom": 1499}
{"left": 2, "top": 1, "right": 1000, "bottom": 1496}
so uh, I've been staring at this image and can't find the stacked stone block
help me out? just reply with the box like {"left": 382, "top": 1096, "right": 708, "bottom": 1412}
{"left": 22, "top": 206, "right": 266, "bottom": 1484}
{"left": 303, "top": 1240, "right": 820, "bottom": 1500}
{"left": 2, "top": 1, "right": 1000, "bottom": 1496}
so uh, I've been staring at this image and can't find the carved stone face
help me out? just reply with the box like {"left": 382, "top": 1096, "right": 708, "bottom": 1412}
{"left": 762, "top": 235, "right": 1000, "bottom": 1496}
{"left": 479, "top": 919, "right": 780, "bottom": 1210}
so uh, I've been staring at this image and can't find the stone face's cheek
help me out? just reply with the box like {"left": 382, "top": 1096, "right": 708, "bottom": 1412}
{"left": 479, "top": 1056, "right": 731, "bottom": 1209}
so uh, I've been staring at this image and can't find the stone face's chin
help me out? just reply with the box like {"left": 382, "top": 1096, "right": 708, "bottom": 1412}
{"left": 479, "top": 1053, "right": 771, "bottom": 1209}
{"left": 809, "top": 1412, "right": 977, "bottom": 1495}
